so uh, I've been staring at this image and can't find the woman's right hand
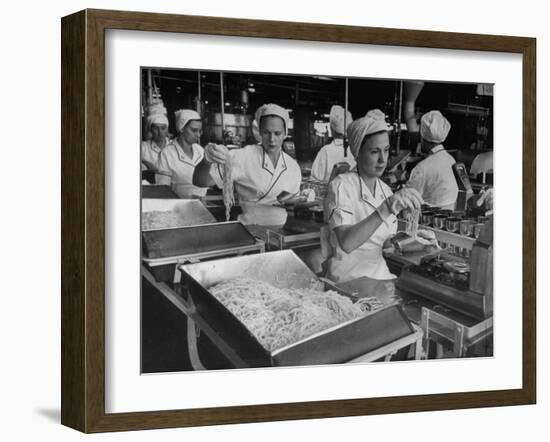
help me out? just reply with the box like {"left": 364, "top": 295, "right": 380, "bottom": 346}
{"left": 387, "top": 187, "right": 423, "bottom": 215}
{"left": 204, "top": 143, "right": 229, "bottom": 165}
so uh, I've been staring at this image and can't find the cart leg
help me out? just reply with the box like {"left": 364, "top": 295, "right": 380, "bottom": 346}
{"left": 420, "top": 308, "right": 430, "bottom": 359}
{"left": 415, "top": 337, "right": 423, "bottom": 360}
{"left": 435, "top": 343, "right": 445, "bottom": 358}
{"left": 187, "top": 318, "right": 206, "bottom": 371}
{"left": 453, "top": 325, "right": 466, "bottom": 358}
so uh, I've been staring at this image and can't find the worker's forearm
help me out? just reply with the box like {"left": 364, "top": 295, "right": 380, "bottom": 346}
{"left": 334, "top": 202, "right": 392, "bottom": 254}
{"left": 155, "top": 174, "right": 171, "bottom": 186}
{"left": 193, "top": 159, "right": 216, "bottom": 187}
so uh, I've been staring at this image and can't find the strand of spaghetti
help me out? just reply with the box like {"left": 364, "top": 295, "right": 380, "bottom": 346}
{"left": 223, "top": 155, "right": 234, "bottom": 222}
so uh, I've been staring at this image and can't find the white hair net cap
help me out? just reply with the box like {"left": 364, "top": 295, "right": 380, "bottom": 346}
{"left": 147, "top": 101, "right": 167, "bottom": 116}
{"left": 174, "top": 109, "right": 201, "bottom": 133}
{"left": 329, "top": 105, "right": 353, "bottom": 135}
{"left": 420, "top": 110, "right": 451, "bottom": 143}
{"left": 146, "top": 113, "right": 169, "bottom": 130}
{"left": 348, "top": 109, "right": 391, "bottom": 158}
{"left": 254, "top": 104, "right": 290, "bottom": 136}
{"left": 251, "top": 120, "right": 262, "bottom": 143}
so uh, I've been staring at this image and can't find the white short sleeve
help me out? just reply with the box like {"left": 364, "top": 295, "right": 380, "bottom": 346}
{"left": 326, "top": 177, "right": 355, "bottom": 227}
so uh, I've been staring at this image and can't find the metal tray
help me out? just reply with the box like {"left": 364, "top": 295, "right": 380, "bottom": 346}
{"left": 142, "top": 221, "right": 257, "bottom": 260}
{"left": 142, "top": 221, "right": 263, "bottom": 282}
{"left": 180, "top": 250, "right": 415, "bottom": 367}
{"left": 141, "top": 184, "right": 179, "bottom": 199}
{"left": 141, "top": 199, "right": 216, "bottom": 231}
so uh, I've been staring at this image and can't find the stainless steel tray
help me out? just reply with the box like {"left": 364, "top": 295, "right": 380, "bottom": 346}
{"left": 141, "top": 184, "right": 179, "bottom": 199}
{"left": 180, "top": 250, "right": 415, "bottom": 367}
{"left": 142, "top": 221, "right": 257, "bottom": 261}
{"left": 141, "top": 199, "right": 216, "bottom": 231}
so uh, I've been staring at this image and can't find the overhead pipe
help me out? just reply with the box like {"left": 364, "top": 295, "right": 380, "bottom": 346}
{"left": 402, "top": 80, "right": 424, "bottom": 133}
{"left": 396, "top": 80, "right": 404, "bottom": 153}
{"left": 196, "top": 71, "right": 201, "bottom": 114}
{"left": 220, "top": 72, "right": 225, "bottom": 141}
{"left": 343, "top": 77, "right": 349, "bottom": 157}
{"left": 146, "top": 69, "right": 153, "bottom": 106}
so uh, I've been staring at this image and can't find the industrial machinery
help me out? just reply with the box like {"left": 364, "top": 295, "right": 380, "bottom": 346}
{"left": 453, "top": 162, "right": 474, "bottom": 212}
{"left": 395, "top": 216, "right": 493, "bottom": 358}
{"left": 396, "top": 217, "right": 492, "bottom": 320}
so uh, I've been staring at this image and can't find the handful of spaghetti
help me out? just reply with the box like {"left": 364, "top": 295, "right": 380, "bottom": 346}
{"left": 223, "top": 156, "right": 234, "bottom": 222}
{"left": 209, "top": 278, "right": 381, "bottom": 352}
{"left": 404, "top": 208, "right": 421, "bottom": 238}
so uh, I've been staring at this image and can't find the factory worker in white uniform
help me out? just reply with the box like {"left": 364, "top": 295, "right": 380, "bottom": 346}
{"left": 407, "top": 110, "right": 458, "bottom": 210}
{"left": 141, "top": 113, "right": 172, "bottom": 171}
{"left": 156, "top": 109, "right": 208, "bottom": 198}
{"left": 324, "top": 110, "right": 426, "bottom": 282}
{"left": 311, "top": 105, "right": 356, "bottom": 182}
{"left": 193, "top": 103, "right": 302, "bottom": 224}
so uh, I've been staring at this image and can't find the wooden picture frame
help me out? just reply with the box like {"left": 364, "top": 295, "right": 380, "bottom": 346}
{"left": 61, "top": 8, "right": 536, "bottom": 433}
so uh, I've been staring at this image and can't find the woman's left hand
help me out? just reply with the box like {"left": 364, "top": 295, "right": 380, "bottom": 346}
{"left": 416, "top": 229, "right": 439, "bottom": 247}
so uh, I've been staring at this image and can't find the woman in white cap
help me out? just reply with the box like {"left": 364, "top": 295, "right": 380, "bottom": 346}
{"left": 141, "top": 112, "right": 171, "bottom": 171}
{"left": 310, "top": 105, "right": 356, "bottom": 182}
{"left": 324, "top": 109, "right": 428, "bottom": 282}
{"left": 155, "top": 109, "right": 208, "bottom": 198}
{"left": 407, "top": 110, "right": 458, "bottom": 209}
{"left": 193, "top": 103, "right": 302, "bottom": 224}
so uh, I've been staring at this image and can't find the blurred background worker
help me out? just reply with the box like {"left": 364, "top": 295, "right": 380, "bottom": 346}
{"left": 141, "top": 101, "right": 171, "bottom": 172}
{"left": 407, "top": 110, "right": 458, "bottom": 210}
{"left": 310, "top": 105, "right": 356, "bottom": 182}
{"left": 156, "top": 109, "right": 208, "bottom": 198}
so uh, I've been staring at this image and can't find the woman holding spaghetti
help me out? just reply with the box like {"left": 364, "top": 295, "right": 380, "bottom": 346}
{"left": 193, "top": 103, "right": 302, "bottom": 225}
{"left": 324, "top": 109, "right": 435, "bottom": 282}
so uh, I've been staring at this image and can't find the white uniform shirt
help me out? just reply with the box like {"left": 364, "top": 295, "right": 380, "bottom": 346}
{"left": 211, "top": 143, "right": 301, "bottom": 206}
{"left": 156, "top": 140, "right": 207, "bottom": 198}
{"left": 141, "top": 139, "right": 171, "bottom": 169}
{"left": 310, "top": 139, "right": 356, "bottom": 182}
{"left": 407, "top": 145, "right": 458, "bottom": 209}
{"left": 325, "top": 172, "right": 397, "bottom": 282}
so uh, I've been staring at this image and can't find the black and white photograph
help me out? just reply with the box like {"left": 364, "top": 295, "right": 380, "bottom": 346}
{"left": 2, "top": 0, "right": 546, "bottom": 438}
{"left": 140, "top": 68, "right": 494, "bottom": 373}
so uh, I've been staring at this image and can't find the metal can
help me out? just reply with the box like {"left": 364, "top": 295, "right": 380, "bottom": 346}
{"left": 459, "top": 219, "right": 474, "bottom": 236}
{"left": 473, "top": 223, "right": 485, "bottom": 239}
{"left": 421, "top": 211, "right": 434, "bottom": 226}
{"left": 433, "top": 214, "right": 448, "bottom": 230}
{"left": 445, "top": 217, "right": 462, "bottom": 233}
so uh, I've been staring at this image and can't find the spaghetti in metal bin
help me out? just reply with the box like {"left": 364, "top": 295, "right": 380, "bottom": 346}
{"left": 209, "top": 278, "right": 383, "bottom": 352}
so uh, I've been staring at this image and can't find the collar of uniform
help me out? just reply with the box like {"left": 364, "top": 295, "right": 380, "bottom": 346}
{"left": 174, "top": 140, "right": 199, "bottom": 165}
{"left": 261, "top": 146, "right": 287, "bottom": 175}
{"left": 150, "top": 138, "right": 170, "bottom": 153}
{"left": 333, "top": 138, "right": 344, "bottom": 146}
{"left": 358, "top": 174, "right": 380, "bottom": 206}
{"left": 430, "top": 144, "right": 445, "bottom": 154}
